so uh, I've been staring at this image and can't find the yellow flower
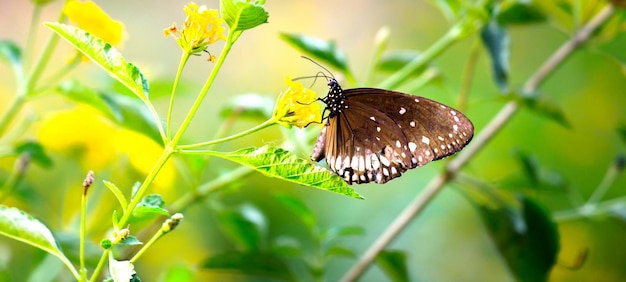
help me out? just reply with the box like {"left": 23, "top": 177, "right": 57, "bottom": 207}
{"left": 273, "top": 76, "right": 322, "bottom": 129}
{"left": 63, "top": 0, "right": 125, "bottom": 46}
{"left": 38, "top": 106, "right": 176, "bottom": 190}
{"left": 38, "top": 106, "right": 117, "bottom": 169}
{"left": 164, "top": 2, "right": 226, "bottom": 55}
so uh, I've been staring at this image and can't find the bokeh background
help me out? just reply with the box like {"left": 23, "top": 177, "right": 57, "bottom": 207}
{"left": 1, "top": 0, "right": 626, "bottom": 281}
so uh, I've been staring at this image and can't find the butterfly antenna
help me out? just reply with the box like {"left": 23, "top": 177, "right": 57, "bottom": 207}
{"left": 301, "top": 56, "right": 335, "bottom": 79}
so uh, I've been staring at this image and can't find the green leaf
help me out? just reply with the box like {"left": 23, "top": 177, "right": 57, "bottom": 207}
{"left": 0, "top": 205, "right": 76, "bottom": 277}
{"left": 221, "top": 0, "right": 269, "bottom": 32}
{"left": 116, "top": 235, "right": 143, "bottom": 246}
{"left": 377, "top": 51, "right": 427, "bottom": 75}
{"left": 44, "top": 23, "right": 149, "bottom": 101}
{"left": 100, "top": 92, "right": 162, "bottom": 143}
{"left": 130, "top": 194, "right": 169, "bottom": 223}
{"left": 58, "top": 80, "right": 119, "bottom": 119}
{"left": 468, "top": 191, "right": 559, "bottom": 281}
{"left": 15, "top": 141, "right": 53, "bottom": 168}
{"left": 598, "top": 31, "right": 626, "bottom": 69}
{"left": 481, "top": 17, "right": 510, "bottom": 93}
{"left": 274, "top": 194, "right": 317, "bottom": 231}
{"left": 0, "top": 40, "right": 23, "bottom": 79}
{"left": 271, "top": 236, "right": 302, "bottom": 257}
{"left": 512, "top": 149, "right": 540, "bottom": 186}
{"left": 219, "top": 93, "right": 275, "bottom": 121}
{"left": 59, "top": 81, "right": 162, "bottom": 143}
{"left": 425, "top": 0, "right": 464, "bottom": 21}
{"left": 521, "top": 95, "right": 571, "bottom": 128}
{"left": 376, "top": 250, "right": 409, "bottom": 282}
{"left": 280, "top": 33, "right": 351, "bottom": 75}
{"left": 206, "top": 146, "right": 363, "bottom": 199}
{"left": 217, "top": 203, "right": 266, "bottom": 251}
{"left": 202, "top": 251, "right": 293, "bottom": 280}
{"left": 321, "top": 226, "right": 365, "bottom": 243}
{"left": 497, "top": 2, "right": 546, "bottom": 25}
{"left": 103, "top": 180, "right": 128, "bottom": 213}
{"left": 325, "top": 245, "right": 356, "bottom": 259}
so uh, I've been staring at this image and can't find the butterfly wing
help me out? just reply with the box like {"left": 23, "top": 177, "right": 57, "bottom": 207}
{"left": 313, "top": 88, "right": 473, "bottom": 184}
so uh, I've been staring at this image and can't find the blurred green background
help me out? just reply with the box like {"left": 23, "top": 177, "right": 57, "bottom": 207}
{"left": 1, "top": 0, "right": 626, "bottom": 281}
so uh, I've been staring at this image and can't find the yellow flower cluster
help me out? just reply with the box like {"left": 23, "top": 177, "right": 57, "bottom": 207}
{"left": 164, "top": 2, "right": 226, "bottom": 55}
{"left": 38, "top": 107, "right": 175, "bottom": 189}
{"left": 273, "top": 77, "right": 322, "bottom": 129}
{"left": 63, "top": 0, "right": 125, "bottom": 46}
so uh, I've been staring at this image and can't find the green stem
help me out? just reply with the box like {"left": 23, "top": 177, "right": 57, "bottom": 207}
{"left": 170, "top": 31, "right": 237, "bottom": 147}
{"left": 377, "top": 20, "right": 477, "bottom": 90}
{"left": 27, "top": 13, "right": 67, "bottom": 95}
{"left": 167, "top": 52, "right": 192, "bottom": 139}
{"left": 25, "top": 5, "right": 42, "bottom": 70}
{"left": 365, "top": 26, "right": 390, "bottom": 86}
{"left": 115, "top": 146, "right": 174, "bottom": 229}
{"left": 79, "top": 189, "right": 87, "bottom": 281}
{"left": 32, "top": 52, "right": 82, "bottom": 96}
{"left": 177, "top": 118, "right": 276, "bottom": 150}
{"left": 130, "top": 226, "right": 165, "bottom": 263}
{"left": 579, "top": 157, "right": 623, "bottom": 214}
{"left": 0, "top": 12, "right": 67, "bottom": 137}
{"left": 89, "top": 249, "right": 110, "bottom": 282}
{"left": 0, "top": 95, "right": 26, "bottom": 138}
{"left": 457, "top": 40, "right": 481, "bottom": 112}
{"left": 0, "top": 155, "right": 27, "bottom": 202}
{"left": 169, "top": 165, "right": 253, "bottom": 211}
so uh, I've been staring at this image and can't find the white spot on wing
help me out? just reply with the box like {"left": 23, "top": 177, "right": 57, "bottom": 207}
{"left": 453, "top": 124, "right": 459, "bottom": 131}
{"left": 358, "top": 156, "right": 365, "bottom": 171}
{"left": 421, "top": 136, "right": 430, "bottom": 145}
{"left": 438, "top": 136, "right": 444, "bottom": 141}
{"left": 410, "top": 121, "right": 416, "bottom": 127}
{"left": 377, "top": 127, "right": 381, "bottom": 132}
{"left": 379, "top": 155, "right": 391, "bottom": 167}
{"left": 408, "top": 142, "right": 417, "bottom": 152}
{"left": 399, "top": 107, "right": 406, "bottom": 115}
{"left": 396, "top": 140, "right": 402, "bottom": 148}
{"left": 370, "top": 116, "right": 376, "bottom": 121}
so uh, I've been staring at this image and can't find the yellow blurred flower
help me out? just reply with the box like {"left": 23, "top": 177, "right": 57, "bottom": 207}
{"left": 273, "top": 76, "right": 321, "bottom": 129}
{"left": 114, "top": 129, "right": 175, "bottom": 190}
{"left": 164, "top": 2, "right": 226, "bottom": 55}
{"left": 63, "top": 0, "right": 125, "bottom": 46}
{"left": 38, "top": 106, "right": 175, "bottom": 189}
{"left": 39, "top": 106, "right": 117, "bottom": 169}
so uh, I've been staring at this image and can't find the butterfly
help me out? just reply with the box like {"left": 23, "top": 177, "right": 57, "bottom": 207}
{"left": 310, "top": 78, "right": 474, "bottom": 184}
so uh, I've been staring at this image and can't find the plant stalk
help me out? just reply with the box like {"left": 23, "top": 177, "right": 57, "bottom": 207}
{"left": 340, "top": 5, "right": 615, "bottom": 281}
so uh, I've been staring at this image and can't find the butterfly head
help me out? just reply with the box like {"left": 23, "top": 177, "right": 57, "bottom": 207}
{"left": 323, "top": 78, "right": 348, "bottom": 118}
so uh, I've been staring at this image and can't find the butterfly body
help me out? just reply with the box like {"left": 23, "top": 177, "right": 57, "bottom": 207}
{"left": 311, "top": 79, "right": 474, "bottom": 184}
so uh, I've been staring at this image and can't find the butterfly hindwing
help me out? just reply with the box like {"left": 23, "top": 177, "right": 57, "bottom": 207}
{"left": 324, "top": 100, "right": 414, "bottom": 183}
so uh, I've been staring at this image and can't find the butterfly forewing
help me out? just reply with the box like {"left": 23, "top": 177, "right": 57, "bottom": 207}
{"left": 347, "top": 88, "right": 474, "bottom": 161}
{"left": 311, "top": 79, "right": 474, "bottom": 184}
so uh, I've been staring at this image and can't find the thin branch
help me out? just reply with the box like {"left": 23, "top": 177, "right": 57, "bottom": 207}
{"left": 340, "top": 5, "right": 615, "bottom": 282}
